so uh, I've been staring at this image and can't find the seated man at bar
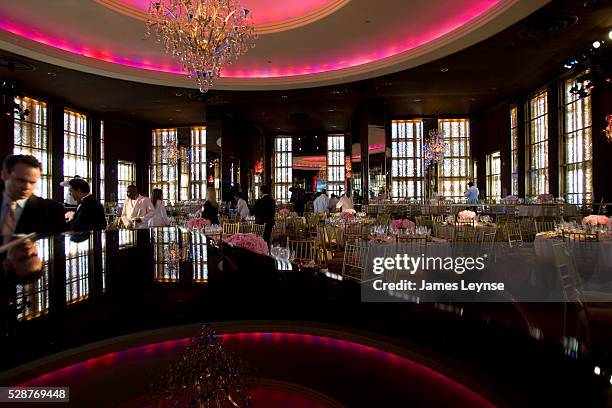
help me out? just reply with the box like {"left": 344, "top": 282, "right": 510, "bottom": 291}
{"left": 67, "top": 178, "right": 107, "bottom": 231}
{"left": 121, "top": 185, "right": 155, "bottom": 228}
{"left": 0, "top": 154, "right": 65, "bottom": 238}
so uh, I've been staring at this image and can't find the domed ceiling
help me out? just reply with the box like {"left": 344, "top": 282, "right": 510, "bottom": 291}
{"left": 0, "top": 0, "right": 548, "bottom": 90}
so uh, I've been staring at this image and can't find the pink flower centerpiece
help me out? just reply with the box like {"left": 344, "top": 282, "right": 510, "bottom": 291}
{"left": 537, "top": 193, "right": 554, "bottom": 203}
{"left": 582, "top": 215, "right": 611, "bottom": 227}
{"left": 389, "top": 219, "right": 416, "bottom": 229}
{"left": 340, "top": 209, "right": 356, "bottom": 220}
{"left": 457, "top": 210, "right": 476, "bottom": 221}
{"left": 278, "top": 208, "right": 291, "bottom": 217}
{"left": 224, "top": 233, "right": 269, "bottom": 255}
{"left": 186, "top": 218, "right": 211, "bottom": 229}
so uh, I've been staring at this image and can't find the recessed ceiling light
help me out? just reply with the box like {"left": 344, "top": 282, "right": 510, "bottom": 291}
{"left": 593, "top": 40, "right": 602, "bottom": 49}
{"left": 413, "top": 98, "right": 422, "bottom": 102}
{"left": 440, "top": 67, "right": 449, "bottom": 72}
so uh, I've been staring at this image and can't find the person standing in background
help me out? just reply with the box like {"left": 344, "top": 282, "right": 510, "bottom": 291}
{"left": 148, "top": 188, "right": 171, "bottom": 227}
{"left": 120, "top": 185, "right": 155, "bottom": 228}
{"left": 202, "top": 188, "right": 220, "bottom": 225}
{"left": 313, "top": 189, "right": 329, "bottom": 214}
{"left": 67, "top": 178, "right": 106, "bottom": 231}
{"left": 254, "top": 184, "right": 276, "bottom": 245}
{"left": 234, "top": 192, "right": 250, "bottom": 219}
{"left": 465, "top": 181, "right": 479, "bottom": 205}
{"left": 336, "top": 190, "right": 354, "bottom": 211}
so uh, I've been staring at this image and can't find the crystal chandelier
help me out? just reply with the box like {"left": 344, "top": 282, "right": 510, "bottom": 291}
{"left": 146, "top": 0, "right": 257, "bottom": 92}
{"left": 423, "top": 129, "right": 447, "bottom": 168}
{"left": 163, "top": 144, "right": 189, "bottom": 166}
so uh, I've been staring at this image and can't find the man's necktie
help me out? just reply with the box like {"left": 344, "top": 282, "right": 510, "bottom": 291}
{"left": 1, "top": 201, "right": 17, "bottom": 236}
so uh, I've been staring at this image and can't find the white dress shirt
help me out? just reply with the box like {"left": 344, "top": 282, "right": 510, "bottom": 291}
{"left": 121, "top": 195, "right": 155, "bottom": 227}
{"left": 236, "top": 198, "right": 250, "bottom": 219}
{"left": 1, "top": 192, "right": 28, "bottom": 231}
{"left": 148, "top": 200, "right": 171, "bottom": 227}
{"left": 336, "top": 195, "right": 354, "bottom": 211}
{"left": 313, "top": 194, "right": 329, "bottom": 213}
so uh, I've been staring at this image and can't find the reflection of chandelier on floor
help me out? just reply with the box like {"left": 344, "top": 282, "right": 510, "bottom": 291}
{"left": 423, "top": 129, "right": 447, "bottom": 168}
{"left": 146, "top": 0, "right": 257, "bottom": 92}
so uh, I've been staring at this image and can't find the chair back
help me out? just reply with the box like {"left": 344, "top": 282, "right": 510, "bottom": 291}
{"left": 504, "top": 221, "right": 523, "bottom": 248}
{"left": 222, "top": 222, "right": 240, "bottom": 236}
{"left": 251, "top": 224, "right": 265, "bottom": 237}
{"left": 534, "top": 219, "right": 557, "bottom": 234}
{"left": 342, "top": 242, "right": 370, "bottom": 281}
{"left": 286, "top": 238, "right": 316, "bottom": 264}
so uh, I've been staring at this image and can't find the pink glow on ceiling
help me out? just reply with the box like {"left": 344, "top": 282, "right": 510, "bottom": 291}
{"left": 0, "top": 0, "right": 502, "bottom": 78}
{"left": 119, "top": 0, "right": 340, "bottom": 26}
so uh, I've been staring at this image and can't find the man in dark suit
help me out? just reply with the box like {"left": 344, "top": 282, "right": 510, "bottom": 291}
{"left": 67, "top": 178, "right": 106, "bottom": 231}
{"left": 254, "top": 184, "right": 276, "bottom": 245}
{"left": 1, "top": 155, "right": 65, "bottom": 238}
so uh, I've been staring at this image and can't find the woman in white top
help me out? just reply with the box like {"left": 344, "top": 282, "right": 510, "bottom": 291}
{"left": 148, "top": 188, "right": 171, "bottom": 227}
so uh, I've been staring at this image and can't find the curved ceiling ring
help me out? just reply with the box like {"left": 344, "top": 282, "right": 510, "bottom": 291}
{"left": 93, "top": 0, "right": 351, "bottom": 34}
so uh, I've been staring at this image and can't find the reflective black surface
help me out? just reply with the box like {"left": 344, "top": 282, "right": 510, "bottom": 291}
{"left": 0, "top": 227, "right": 610, "bottom": 406}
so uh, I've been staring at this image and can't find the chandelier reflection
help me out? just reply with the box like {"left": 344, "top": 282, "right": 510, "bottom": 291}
{"left": 146, "top": 0, "right": 257, "bottom": 92}
{"left": 423, "top": 129, "right": 447, "bottom": 168}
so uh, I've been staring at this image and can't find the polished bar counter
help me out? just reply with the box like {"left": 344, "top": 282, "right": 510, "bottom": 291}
{"left": 0, "top": 228, "right": 610, "bottom": 407}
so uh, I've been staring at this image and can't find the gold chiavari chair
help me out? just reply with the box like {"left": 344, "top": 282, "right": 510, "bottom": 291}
{"left": 305, "top": 213, "right": 321, "bottom": 237}
{"left": 286, "top": 238, "right": 317, "bottom": 266}
{"left": 519, "top": 218, "right": 536, "bottom": 241}
{"left": 396, "top": 235, "right": 427, "bottom": 255}
{"left": 239, "top": 220, "right": 253, "bottom": 233}
{"left": 415, "top": 215, "right": 433, "bottom": 229}
{"left": 534, "top": 219, "right": 557, "bottom": 234}
{"left": 479, "top": 230, "right": 497, "bottom": 264}
{"left": 287, "top": 216, "right": 307, "bottom": 238}
{"left": 375, "top": 213, "right": 391, "bottom": 227}
{"left": 432, "top": 215, "right": 444, "bottom": 224}
{"left": 251, "top": 224, "right": 265, "bottom": 237}
{"left": 344, "top": 223, "right": 365, "bottom": 244}
{"left": 342, "top": 241, "right": 370, "bottom": 282}
{"left": 504, "top": 221, "right": 523, "bottom": 248}
{"left": 222, "top": 222, "right": 240, "bottom": 236}
{"left": 453, "top": 222, "right": 476, "bottom": 243}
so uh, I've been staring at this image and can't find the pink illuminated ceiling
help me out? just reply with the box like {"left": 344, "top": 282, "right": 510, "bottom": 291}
{"left": 111, "top": 0, "right": 345, "bottom": 27}
{"left": 0, "top": 0, "right": 549, "bottom": 90}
